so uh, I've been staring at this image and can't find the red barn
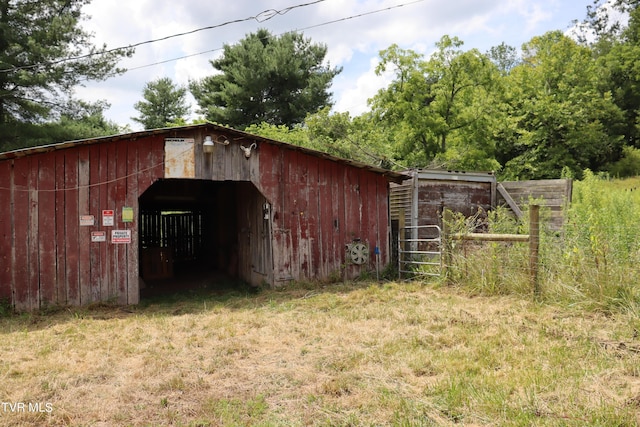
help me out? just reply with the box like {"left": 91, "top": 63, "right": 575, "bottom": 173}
{"left": 0, "top": 123, "right": 405, "bottom": 310}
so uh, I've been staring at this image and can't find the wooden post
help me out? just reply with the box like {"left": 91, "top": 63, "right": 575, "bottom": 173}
{"left": 529, "top": 204, "right": 540, "bottom": 297}
{"left": 398, "top": 208, "right": 405, "bottom": 280}
{"left": 442, "top": 209, "right": 452, "bottom": 283}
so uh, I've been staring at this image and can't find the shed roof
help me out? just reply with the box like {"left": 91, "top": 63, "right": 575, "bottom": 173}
{"left": 400, "top": 168, "right": 497, "bottom": 183}
{"left": 0, "top": 123, "right": 407, "bottom": 184}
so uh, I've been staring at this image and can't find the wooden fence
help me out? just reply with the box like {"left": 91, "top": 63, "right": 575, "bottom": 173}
{"left": 442, "top": 204, "right": 541, "bottom": 295}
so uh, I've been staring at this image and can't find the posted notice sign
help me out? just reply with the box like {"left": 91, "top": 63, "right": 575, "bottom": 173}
{"left": 79, "top": 215, "right": 95, "bottom": 226}
{"left": 91, "top": 231, "right": 106, "bottom": 242}
{"left": 102, "top": 210, "right": 114, "bottom": 226}
{"left": 111, "top": 230, "right": 131, "bottom": 244}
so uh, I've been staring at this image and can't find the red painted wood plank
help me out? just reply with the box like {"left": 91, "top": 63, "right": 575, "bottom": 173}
{"left": 137, "top": 136, "right": 165, "bottom": 195}
{"left": 27, "top": 157, "right": 40, "bottom": 310}
{"left": 316, "top": 160, "right": 332, "bottom": 278}
{"left": 254, "top": 142, "right": 278, "bottom": 204}
{"left": 366, "top": 175, "right": 383, "bottom": 268}
{"left": 115, "top": 142, "right": 128, "bottom": 304}
{"left": 330, "top": 160, "right": 343, "bottom": 275}
{"left": 77, "top": 146, "right": 91, "bottom": 305}
{"left": 126, "top": 141, "right": 139, "bottom": 305}
{"left": 382, "top": 177, "right": 391, "bottom": 264}
{"left": 106, "top": 141, "right": 118, "bottom": 300}
{"left": 361, "top": 173, "right": 373, "bottom": 268}
{"left": 99, "top": 143, "right": 110, "bottom": 301}
{"left": 136, "top": 138, "right": 154, "bottom": 196}
{"left": 89, "top": 145, "right": 102, "bottom": 303}
{"left": 286, "top": 150, "right": 302, "bottom": 279}
{"left": 305, "top": 155, "right": 319, "bottom": 278}
{"left": 273, "top": 148, "right": 293, "bottom": 282}
{"left": 38, "top": 152, "right": 57, "bottom": 307}
{"left": 54, "top": 151, "right": 67, "bottom": 305}
{"left": 372, "top": 175, "right": 386, "bottom": 267}
{"left": 65, "top": 151, "right": 80, "bottom": 306}
{"left": 0, "top": 160, "right": 12, "bottom": 302}
{"left": 343, "top": 165, "right": 362, "bottom": 278}
{"left": 12, "top": 158, "right": 30, "bottom": 310}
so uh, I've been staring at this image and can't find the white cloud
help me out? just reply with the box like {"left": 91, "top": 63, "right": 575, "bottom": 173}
{"left": 77, "top": 0, "right": 595, "bottom": 129}
{"left": 333, "top": 57, "right": 394, "bottom": 116}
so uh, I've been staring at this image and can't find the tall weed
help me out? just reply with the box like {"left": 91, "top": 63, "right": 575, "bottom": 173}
{"left": 550, "top": 171, "right": 640, "bottom": 313}
{"left": 446, "top": 172, "right": 640, "bottom": 314}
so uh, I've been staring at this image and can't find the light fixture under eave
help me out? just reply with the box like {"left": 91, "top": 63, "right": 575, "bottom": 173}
{"left": 216, "top": 135, "right": 230, "bottom": 145}
{"left": 203, "top": 135, "right": 215, "bottom": 154}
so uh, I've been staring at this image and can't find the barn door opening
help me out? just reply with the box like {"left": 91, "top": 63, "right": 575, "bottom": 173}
{"left": 137, "top": 179, "right": 272, "bottom": 299}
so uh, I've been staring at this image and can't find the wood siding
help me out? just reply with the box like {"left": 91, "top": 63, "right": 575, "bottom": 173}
{"left": 498, "top": 179, "right": 572, "bottom": 231}
{"left": 256, "top": 143, "right": 390, "bottom": 283}
{"left": 1, "top": 124, "right": 397, "bottom": 309}
{"left": 0, "top": 136, "right": 164, "bottom": 310}
{"left": 193, "top": 132, "right": 392, "bottom": 284}
{"left": 390, "top": 171, "right": 496, "bottom": 230}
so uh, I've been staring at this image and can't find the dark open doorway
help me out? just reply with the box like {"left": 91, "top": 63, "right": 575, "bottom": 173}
{"left": 138, "top": 179, "right": 272, "bottom": 299}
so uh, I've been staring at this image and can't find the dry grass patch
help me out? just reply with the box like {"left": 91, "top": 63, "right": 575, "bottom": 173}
{"left": 0, "top": 281, "right": 639, "bottom": 426}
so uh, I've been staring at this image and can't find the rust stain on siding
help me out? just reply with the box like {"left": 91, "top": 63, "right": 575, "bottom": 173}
{"left": 164, "top": 138, "right": 195, "bottom": 178}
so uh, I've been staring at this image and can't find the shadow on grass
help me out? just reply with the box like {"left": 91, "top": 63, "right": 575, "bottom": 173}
{"left": 0, "top": 278, "right": 389, "bottom": 332}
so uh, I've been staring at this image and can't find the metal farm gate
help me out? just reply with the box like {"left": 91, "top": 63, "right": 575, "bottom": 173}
{"left": 398, "top": 224, "right": 442, "bottom": 278}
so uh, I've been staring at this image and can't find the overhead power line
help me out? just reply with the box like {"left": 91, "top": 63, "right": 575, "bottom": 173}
{"left": 0, "top": 0, "right": 328, "bottom": 74}
{"left": 125, "top": 0, "right": 427, "bottom": 73}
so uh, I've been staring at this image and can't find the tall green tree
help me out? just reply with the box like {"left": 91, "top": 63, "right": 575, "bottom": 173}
{"left": 132, "top": 77, "right": 190, "bottom": 130}
{"left": 496, "top": 31, "right": 624, "bottom": 179}
{"left": 245, "top": 108, "right": 396, "bottom": 168}
{"left": 487, "top": 43, "right": 520, "bottom": 75}
{"left": 0, "top": 0, "right": 132, "bottom": 150}
{"left": 596, "top": 3, "right": 640, "bottom": 149}
{"left": 370, "top": 36, "right": 501, "bottom": 170}
{"left": 304, "top": 108, "right": 396, "bottom": 168}
{"left": 190, "top": 29, "right": 341, "bottom": 129}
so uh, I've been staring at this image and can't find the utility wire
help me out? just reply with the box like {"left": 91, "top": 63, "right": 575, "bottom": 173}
{"left": 0, "top": 145, "right": 193, "bottom": 193}
{"left": 0, "top": 0, "right": 328, "bottom": 74}
{"left": 123, "top": 0, "right": 427, "bottom": 73}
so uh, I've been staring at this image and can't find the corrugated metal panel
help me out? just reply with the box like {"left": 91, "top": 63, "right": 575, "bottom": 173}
{"left": 390, "top": 181, "right": 413, "bottom": 226}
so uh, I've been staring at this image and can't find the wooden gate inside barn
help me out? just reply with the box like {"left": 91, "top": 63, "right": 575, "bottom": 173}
{"left": 139, "top": 209, "right": 205, "bottom": 280}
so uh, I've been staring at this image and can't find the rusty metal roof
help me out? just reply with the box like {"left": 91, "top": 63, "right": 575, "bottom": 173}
{"left": 0, "top": 122, "right": 408, "bottom": 184}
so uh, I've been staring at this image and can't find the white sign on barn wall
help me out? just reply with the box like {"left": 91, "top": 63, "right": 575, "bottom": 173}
{"left": 111, "top": 230, "right": 131, "bottom": 244}
{"left": 79, "top": 215, "right": 95, "bottom": 226}
{"left": 102, "top": 209, "right": 114, "bottom": 226}
{"left": 164, "top": 138, "right": 195, "bottom": 178}
{"left": 91, "top": 231, "right": 106, "bottom": 242}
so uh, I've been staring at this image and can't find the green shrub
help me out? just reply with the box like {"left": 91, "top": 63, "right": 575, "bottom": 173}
{"left": 0, "top": 297, "right": 12, "bottom": 317}
{"left": 607, "top": 146, "right": 640, "bottom": 178}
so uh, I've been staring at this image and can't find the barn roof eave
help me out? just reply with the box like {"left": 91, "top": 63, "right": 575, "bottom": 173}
{"left": 0, "top": 123, "right": 409, "bottom": 183}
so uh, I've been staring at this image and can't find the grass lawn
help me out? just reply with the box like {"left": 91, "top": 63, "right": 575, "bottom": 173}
{"left": 1, "top": 281, "right": 639, "bottom": 426}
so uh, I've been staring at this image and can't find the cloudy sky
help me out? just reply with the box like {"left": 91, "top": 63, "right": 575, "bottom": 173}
{"left": 76, "top": 0, "right": 594, "bottom": 130}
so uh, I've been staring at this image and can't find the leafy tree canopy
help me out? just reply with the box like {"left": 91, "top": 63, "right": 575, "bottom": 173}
{"left": 190, "top": 29, "right": 341, "bottom": 129}
{"left": 370, "top": 36, "right": 501, "bottom": 171}
{"left": 0, "top": 0, "right": 132, "bottom": 150}
{"left": 132, "top": 77, "right": 190, "bottom": 130}
{"left": 496, "top": 31, "right": 625, "bottom": 179}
